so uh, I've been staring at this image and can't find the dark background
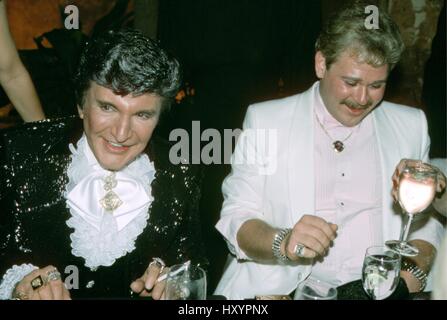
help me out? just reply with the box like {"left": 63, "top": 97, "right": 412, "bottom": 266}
{"left": 157, "top": 0, "right": 322, "bottom": 291}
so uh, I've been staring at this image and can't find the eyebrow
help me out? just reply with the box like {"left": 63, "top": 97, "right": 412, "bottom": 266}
{"left": 97, "top": 99, "right": 117, "bottom": 108}
{"left": 341, "top": 76, "right": 387, "bottom": 85}
{"left": 136, "top": 109, "right": 158, "bottom": 116}
{"left": 97, "top": 99, "right": 158, "bottom": 115}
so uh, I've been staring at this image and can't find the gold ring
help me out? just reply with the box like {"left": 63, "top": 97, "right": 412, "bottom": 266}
{"left": 31, "top": 275, "right": 44, "bottom": 290}
{"left": 12, "top": 290, "right": 28, "bottom": 300}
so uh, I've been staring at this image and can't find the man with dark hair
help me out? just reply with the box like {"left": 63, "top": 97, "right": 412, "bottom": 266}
{"left": 0, "top": 28, "right": 207, "bottom": 300}
{"left": 215, "top": 2, "right": 444, "bottom": 299}
{"left": 74, "top": 28, "right": 181, "bottom": 112}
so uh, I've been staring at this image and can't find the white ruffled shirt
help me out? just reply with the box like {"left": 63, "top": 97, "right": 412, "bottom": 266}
{"left": 64, "top": 135, "right": 156, "bottom": 270}
{"left": 0, "top": 135, "right": 156, "bottom": 299}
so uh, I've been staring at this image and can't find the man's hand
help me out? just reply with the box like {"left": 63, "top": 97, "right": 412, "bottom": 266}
{"left": 130, "top": 259, "right": 169, "bottom": 300}
{"left": 283, "top": 215, "right": 338, "bottom": 261}
{"left": 392, "top": 159, "right": 446, "bottom": 203}
{"left": 12, "top": 265, "right": 71, "bottom": 300}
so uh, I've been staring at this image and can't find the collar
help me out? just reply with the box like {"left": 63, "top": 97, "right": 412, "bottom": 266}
{"left": 64, "top": 134, "right": 156, "bottom": 269}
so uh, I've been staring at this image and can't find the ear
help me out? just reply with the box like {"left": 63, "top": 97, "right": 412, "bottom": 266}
{"left": 77, "top": 106, "right": 84, "bottom": 119}
{"left": 315, "top": 51, "right": 327, "bottom": 79}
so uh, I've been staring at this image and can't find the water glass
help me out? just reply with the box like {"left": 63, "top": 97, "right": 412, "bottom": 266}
{"left": 294, "top": 278, "right": 337, "bottom": 300}
{"left": 165, "top": 264, "right": 207, "bottom": 300}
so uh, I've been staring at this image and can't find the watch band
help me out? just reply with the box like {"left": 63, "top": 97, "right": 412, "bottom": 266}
{"left": 402, "top": 260, "right": 428, "bottom": 292}
{"left": 272, "top": 228, "right": 292, "bottom": 262}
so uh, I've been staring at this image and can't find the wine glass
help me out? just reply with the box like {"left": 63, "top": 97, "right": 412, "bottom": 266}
{"left": 294, "top": 278, "right": 337, "bottom": 300}
{"left": 362, "top": 245, "right": 401, "bottom": 300}
{"left": 385, "top": 161, "right": 438, "bottom": 256}
{"left": 165, "top": 263, "right": 207, "bottom": 300}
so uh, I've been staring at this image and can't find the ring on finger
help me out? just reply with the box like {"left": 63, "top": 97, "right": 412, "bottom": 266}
{"left": 31, "top": 275, "right": 44, "bottom": 290}
{"left": 46, "top": 269, "right": 62, "bottom": 282}
{"left": 149, "top": 257, "right": 166, "bottom": 274}
{"left": 294, "top": 243, "right": 307, "bottom": 258}
{"left": 12, "top": 290, "right": 28, "bottom": 300}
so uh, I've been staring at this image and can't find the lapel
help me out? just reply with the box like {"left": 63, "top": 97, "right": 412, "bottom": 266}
{"left": 372, "top": 105, "right": 402, "bottom": 241}
{"left": 287, "top": 83, "right": 317, "bottom": 224}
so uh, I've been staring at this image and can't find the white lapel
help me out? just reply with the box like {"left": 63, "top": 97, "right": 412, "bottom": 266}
{"left": 372, "top": 105, "right": 402, "bottom": 241}
{"left": 287, "top": 83, "right": 317, "bottom": 224}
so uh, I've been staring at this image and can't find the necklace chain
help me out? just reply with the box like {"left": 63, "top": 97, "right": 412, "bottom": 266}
{"left": 314, "top": 111, "right": 358, "bottom": 152}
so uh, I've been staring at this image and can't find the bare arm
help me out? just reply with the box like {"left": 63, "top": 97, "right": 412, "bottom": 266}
{"left": 237, "top": 219, "right": 279, "bottom": 262}
{"left": 0, "top": 1, "right": 45, "bottom": 122}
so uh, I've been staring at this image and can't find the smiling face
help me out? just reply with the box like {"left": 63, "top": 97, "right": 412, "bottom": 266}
{"left": 315, "top": 50, "right": 389, "bottom": 127}
{"left": 78, "top": 82, "right": 162, "bottom": 171}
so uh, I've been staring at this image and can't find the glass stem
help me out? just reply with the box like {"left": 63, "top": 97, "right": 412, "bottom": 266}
{"left": 400, "top": 213, "right": 414, "bottom": 243}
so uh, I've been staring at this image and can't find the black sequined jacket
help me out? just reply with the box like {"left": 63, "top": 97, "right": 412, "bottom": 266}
{"left": 0, "top": 117, "right": 208, "bottom": 299}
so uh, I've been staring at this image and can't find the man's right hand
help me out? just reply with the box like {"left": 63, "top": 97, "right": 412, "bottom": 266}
{"left": 12, "top": 265, "right": 71, "bottom": 300}
{"left": 283, "top": 215, "right": 338, "bottom": 261}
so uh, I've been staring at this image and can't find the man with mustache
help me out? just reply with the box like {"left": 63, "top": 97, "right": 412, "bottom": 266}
{"left": 214, "top": 1, "right": 444, "bottom": 299}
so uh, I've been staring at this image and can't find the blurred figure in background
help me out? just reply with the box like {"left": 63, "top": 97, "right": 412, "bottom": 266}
{"left": 422, "top": 3, "right": 447, "bottom": 300}
{"left": 0, "top": 0, "right": 45, "bottom": 122}
{"left": 431, "top": 161, "right": 446, "bottom": 300}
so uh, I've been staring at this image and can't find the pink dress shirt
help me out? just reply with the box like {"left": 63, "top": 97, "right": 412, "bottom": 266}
{"left": 311, "top": 84, "right": 383, "bottom": 286}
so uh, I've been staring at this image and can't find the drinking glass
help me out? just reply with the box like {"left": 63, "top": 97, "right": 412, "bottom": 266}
{"left": 294, "top": 278, "right": 337, "bottom": 300}
{"left": 165, "top": 263, "right": 207, "bottom": 300}
{"left": 385, "top": 161, "right": 438, "bottom": 256}
{"left": 362, "top": 245, "right": 401, "bottom": 300}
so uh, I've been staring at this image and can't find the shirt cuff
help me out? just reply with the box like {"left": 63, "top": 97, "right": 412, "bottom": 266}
{"left": 216, "top": 212, "right": 264, "bottom": 261}
{"left": 0, "top": 264, "right": 38, "bottom": 300}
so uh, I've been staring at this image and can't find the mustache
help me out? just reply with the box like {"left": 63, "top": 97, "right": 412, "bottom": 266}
{"left": 342, "top": 99, "right": 373, "bottom": 109}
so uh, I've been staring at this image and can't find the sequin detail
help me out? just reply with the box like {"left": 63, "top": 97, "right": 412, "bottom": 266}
{"left": 0, "top": 117, "right": 209, "bottom": 298}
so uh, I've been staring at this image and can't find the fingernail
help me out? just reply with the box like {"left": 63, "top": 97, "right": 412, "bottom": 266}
{"left": 145, "top": 282, "right": 153, "bottom": 292}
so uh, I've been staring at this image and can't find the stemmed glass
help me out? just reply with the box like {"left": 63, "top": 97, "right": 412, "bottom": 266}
{"left": 385, "top": 161, "right": 438, "bottom": 256}
{"left": 294, "top": 278, "right": 337, "bottom": 300}
{"left": 362, "top": 246, "right": 401, "bottom": 300}
{"left": 165, "top": 263, "right": 207, "bottom": 300}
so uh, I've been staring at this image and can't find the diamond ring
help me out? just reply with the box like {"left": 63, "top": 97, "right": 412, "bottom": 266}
{"left": 46, "top": 269, "right": 62, "bottom": 282}
{"left": 149, "top": 257, "right": 166, "bottom": 274}
{"left": 294, "top": 243, "right": 307, "bottom": 258}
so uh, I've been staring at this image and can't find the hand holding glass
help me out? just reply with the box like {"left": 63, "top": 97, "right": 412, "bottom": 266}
{"left": 386, "top": 161, "right": 438, "bottom": 256}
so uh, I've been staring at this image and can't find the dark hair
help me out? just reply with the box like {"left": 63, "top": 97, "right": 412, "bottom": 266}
{"left": 315, "top": 1, "right": 404, "bottom": 70}
{"left": 74, "top": 28, "right": 181, "bottom": 111}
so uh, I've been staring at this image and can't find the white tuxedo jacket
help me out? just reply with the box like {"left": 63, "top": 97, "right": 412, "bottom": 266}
{"left": 215, "top": 82, "right": 445, "bottom": 299}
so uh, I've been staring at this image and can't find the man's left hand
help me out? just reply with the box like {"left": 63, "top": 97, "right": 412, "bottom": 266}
{"left": 391, "top": 159, "right": 446, "bottom": 203}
